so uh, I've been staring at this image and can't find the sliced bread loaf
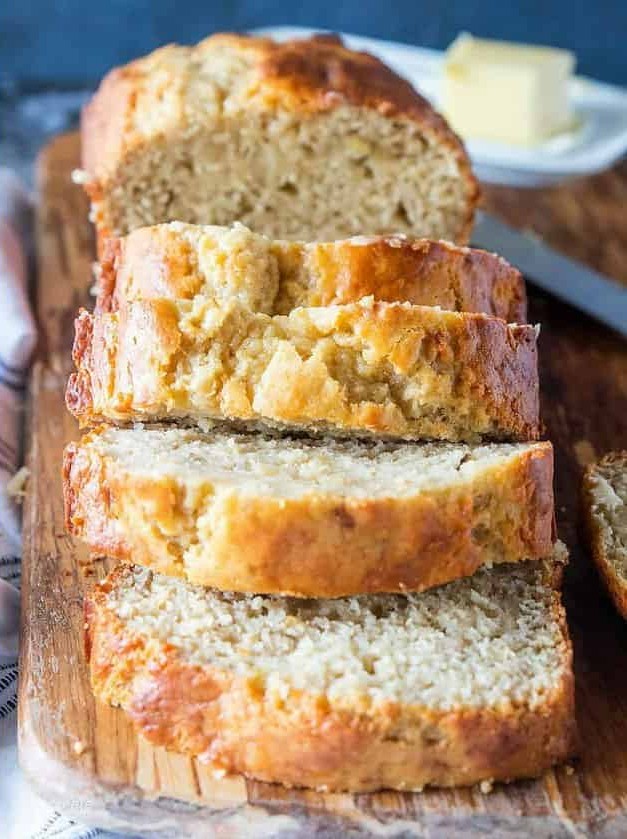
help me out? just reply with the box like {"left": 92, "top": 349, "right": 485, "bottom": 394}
{"left": 85, "top": 551, "right": 575, "bottom": 792}
{"left": 583, "top": 451, "right": 627, "bottom": 618}
{"left": 66, "top": 298, "right": 540, "bottom": 442}
{"left": 64, "top": 426, "right": 554, "bottom": 597}
{"left": 80, "top": 34, "right": 478, "bottom": 246}
{"left": 99, "top": 222, "right": 526, "bottom": 322}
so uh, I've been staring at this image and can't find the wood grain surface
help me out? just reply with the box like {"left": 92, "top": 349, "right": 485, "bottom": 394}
{"left": 18, "top": 132, "right": 627, "bottom": 837}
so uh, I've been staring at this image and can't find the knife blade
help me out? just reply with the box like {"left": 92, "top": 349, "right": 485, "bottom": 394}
{"left": 472, "top": 211, "right": 627, "bottom": 336}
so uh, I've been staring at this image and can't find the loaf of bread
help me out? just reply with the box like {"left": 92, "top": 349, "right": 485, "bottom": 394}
{"left": 67, "top": 298, "right": 540, "bottom": 441}
{"left": 79, "top": 34, "right": 478, "bottom": 246}
{"left": 66, "top": 27, "right": 571, "bottom": 801}
{"left": 99, "top": 222, "right": 526, "bottom": 322}
{"left": 85, "top": 551, "right": 575, "bottom": 792}
{"left": 64, "top": 426, "right": 554, "bottom": 597}
{"left": 583, "top": 451, "right": 627, "bottom": 618}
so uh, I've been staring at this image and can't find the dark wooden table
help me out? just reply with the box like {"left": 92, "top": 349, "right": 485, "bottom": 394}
{"left": 18, "top": 133, "right": 627, "bottom": 837}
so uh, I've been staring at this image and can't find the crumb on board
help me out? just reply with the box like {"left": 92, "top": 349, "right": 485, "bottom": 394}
{"left": 72, "top": 739, "right": 88, "bottom": 755}
{"left": 574, "top": 439, "right": 596, "bottom": 468}
{"left": 71, "top": 169, "right": 90, "bottom": 185}
{"left": 89, "top": 262, "right": 102, "bottom": 296}
{"left": 47, "top": 354, "right": 65, "bottom": 377}
{"left": 565, "top": 765, "right": 575, "bottom": 776}
{"left": 6, "top": 466, "right": 30, "bottom": 501}
{"left": 479, "top": 779, "right": 494, "bottom": 794}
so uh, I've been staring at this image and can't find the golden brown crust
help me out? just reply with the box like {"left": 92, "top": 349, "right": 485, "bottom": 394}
{"left": 81, "top": 33, "right": 478, "bottom": 244}
{"left": 98, "top": 224, "right": 526, "bottom": 322}
{"left": 85, "top": 564, "right": 576, "bottom": 792}
{"left": 582, "top": 452, "right": 627, "bottom": 619}
{"left": 66, "top": 300, "right": 540, "bottom": 442}
{"left": 63, "top": 429, "right": 554, "bottom": 597}
{"left": 298, "top": 237, "right": 525, "bottom": 322}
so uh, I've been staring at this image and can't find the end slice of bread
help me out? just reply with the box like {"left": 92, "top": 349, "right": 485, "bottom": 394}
{"left": 64, "top": 426, "right": 554, "bottom": 597}
{"left": 66, "top": 298, "right": 540, "bottom": 442}
{"left": 583, "top": 451, "right": 627, "bottom": 618}
{"left": 98, "top": 222, "right": 526, "bottom": 322}
{"left": 85, "top": 550, "right": 575, "bottom": 792}
{"left": 81, "top": 34, "right": 478, "bottom": 246}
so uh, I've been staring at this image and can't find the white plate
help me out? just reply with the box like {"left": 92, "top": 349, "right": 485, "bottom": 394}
{"left": 253, "top": 26, "right": 627, "bottom": 186}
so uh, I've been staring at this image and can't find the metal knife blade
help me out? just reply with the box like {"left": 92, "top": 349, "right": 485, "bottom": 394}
{"left": 472, "top": 211, "right": 627, "bottom": 336}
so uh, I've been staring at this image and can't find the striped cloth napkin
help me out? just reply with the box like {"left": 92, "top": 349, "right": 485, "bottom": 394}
{"left": 0, "top": 169, "right": 121, "bottom": 839}
{"left": 0, "top": 169, "right": 36, "bottom": 664}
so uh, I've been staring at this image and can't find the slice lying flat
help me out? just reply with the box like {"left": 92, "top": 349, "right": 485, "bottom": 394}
{"left": 85, "top": 551, "right": 575, "bottom": 792}
{"left": 64, "top": 425, "right": 554, "bottom": 597}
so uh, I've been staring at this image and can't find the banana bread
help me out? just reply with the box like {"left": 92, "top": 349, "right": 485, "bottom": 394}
{"left": 98, "top": 222, "right": 526, "bottom": 322}
{"left": 583, "top": 451, "right": 627, "bottom": 618}
{"left": 64, "top": 426, "right": 554, "bottom": 596}
{"left": 85, "top": 550, "right": 575, "bottom": 792}
{"left": 66, "top": 298, "right": 540, "bottom": 441}
{"left": 79, "top": 33, "right": 478, "bottom": 246}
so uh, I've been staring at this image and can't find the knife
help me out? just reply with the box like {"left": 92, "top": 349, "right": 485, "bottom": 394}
{"left": 472, "top": 211, "right": 627, "bottom": 336}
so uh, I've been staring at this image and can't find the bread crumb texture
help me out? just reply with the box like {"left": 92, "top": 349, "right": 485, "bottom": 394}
{"left": 67, "top": 297, "right": 540, "bottom": 441}
{"left": 107, "top": 559, "right": 567, "bottom": 708}
{"left": 63, "top": 426, "right": 554, "bottom": 595}
{"left": 91, "top": 424, "right": 546, "bottom": 496}
{"left": 86, "top": 550, "right": 575, "bottom": 791}
{"left": 81, "top": 34, "right": 478, "bottom": 244}
{"left": 99, "top": 221, "right": 526, "bottom": 321}
{"left": 584, "top": 452, "right": 627, "bottom": 618}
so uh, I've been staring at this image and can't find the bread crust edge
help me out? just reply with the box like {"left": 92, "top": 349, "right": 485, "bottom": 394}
{"left": 64, "top": 433, "right": 554, "bottom": 597}
{"left": 582, "top": 453, "right": 627, "bottom": 620}
{"left": 65, "top": 301, "right": 541, "bottom": 442}
{"left": 80, "top": 33, "right": 479, "bottom": 245}
{"left": 84, "top": 562, "right": 576, "bottom": 793}
{"left": 98, "top": 226, "right": 527, "bottom": 323}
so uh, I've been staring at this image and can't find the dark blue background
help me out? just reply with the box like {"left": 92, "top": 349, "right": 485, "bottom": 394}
{"left": 2, "top": 0, "right": 626, "bottom": 88}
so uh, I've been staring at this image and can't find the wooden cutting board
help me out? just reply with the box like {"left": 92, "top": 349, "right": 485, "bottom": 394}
{"left": 18, "top": 132, "right": 627, "bottom": 837}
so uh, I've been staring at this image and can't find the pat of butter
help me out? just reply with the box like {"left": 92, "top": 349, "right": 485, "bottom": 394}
{"left": 443, "top": 33, "right": 575, "bottom": 146}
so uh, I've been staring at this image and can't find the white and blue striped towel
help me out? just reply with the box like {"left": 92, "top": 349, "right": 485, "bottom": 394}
{"left": 0, "top": 169, "right": 121, "bottom": 839}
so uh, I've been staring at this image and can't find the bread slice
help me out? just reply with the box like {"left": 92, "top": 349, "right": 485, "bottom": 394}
{"left": 64, "top": 426, "right": 554, "bottom": 597}
{"left": 99, "top": 222, "right": 526, "bottom": 322}
{"left": 66, "top": 298, "right": 540, "bottom": 442}
{"left": 79, "top": 34, "right": 478, "bottom": 246}
{"left": 85, "top": 551, "right": 575, "bottom": 792}
{"left": 582, "top": 451, "right": 627, "bottom": 618}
